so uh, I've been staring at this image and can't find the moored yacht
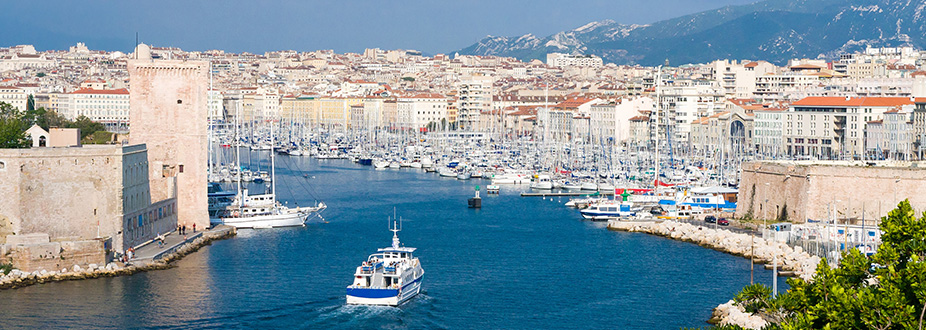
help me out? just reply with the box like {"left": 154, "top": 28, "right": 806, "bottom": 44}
{"left": 346, "top": 218, "right": 424, "bottom": 306}
{"left": 580, "top": 200, "right": 637, "bottom": 220}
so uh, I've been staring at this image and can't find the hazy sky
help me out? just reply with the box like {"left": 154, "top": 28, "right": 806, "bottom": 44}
{"left": 1, "top": 0, "right": 759, "bottom": 54}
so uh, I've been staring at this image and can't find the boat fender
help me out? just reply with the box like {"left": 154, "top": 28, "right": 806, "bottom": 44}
{"left": 233, "top": 211, "right": 240, "bottom": 217}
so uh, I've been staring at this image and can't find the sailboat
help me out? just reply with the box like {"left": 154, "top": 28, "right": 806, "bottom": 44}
{"left": 210, "top": 104, "right": 326, "bottom": 229}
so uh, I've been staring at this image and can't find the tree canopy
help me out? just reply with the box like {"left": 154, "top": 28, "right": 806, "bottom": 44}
{"left": 701, "top": 200, "right": 926, "bottom": 330}
{"left": 0, "top": 101, "right": 109, "bottom": 147}
{"left": 0, "top": 102, "right": 30, "bottom": 148}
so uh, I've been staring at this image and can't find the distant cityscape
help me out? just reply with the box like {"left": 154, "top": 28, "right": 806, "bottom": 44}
{"left": 0, "top": 43, "right": 924, "bottom": 160}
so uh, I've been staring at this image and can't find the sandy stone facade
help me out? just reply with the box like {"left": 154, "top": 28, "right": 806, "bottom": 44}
{"left": 0, "top": 145, "right": 178, "bottom": 271}
{"left": 128, "top": 59, "right": 210, "bottom": 229}
{"left": 736, "top": 161, "right": 926, "bottom": 224}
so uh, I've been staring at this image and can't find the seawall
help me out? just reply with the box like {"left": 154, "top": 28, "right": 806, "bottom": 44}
{"left": 0, "top": 226, "right": 235, "bottom": 290}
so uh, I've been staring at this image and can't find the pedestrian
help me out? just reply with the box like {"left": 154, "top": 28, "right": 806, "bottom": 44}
{"left": 193, "top": 223, "right": 196, "bottom": 233}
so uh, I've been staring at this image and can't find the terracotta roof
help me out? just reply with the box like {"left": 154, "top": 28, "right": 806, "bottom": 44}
{"left": 69, "top": 88, "right": 129, "bottom": 95}
{"left": 628, "top": 115, "right": 649, "bottom": 121}
{"left": 743, "top": 62, "right": 759, "bottom": 68}
{"left": 790, "top": 64, "right": 822, "bottom": 70}
{"left": 792, "top": 97, "right": 914, "bottom": 107}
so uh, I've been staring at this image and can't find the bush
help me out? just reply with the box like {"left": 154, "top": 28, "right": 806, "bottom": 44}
{"left": 0, "top": 263, "right": 12, "bottom": 275}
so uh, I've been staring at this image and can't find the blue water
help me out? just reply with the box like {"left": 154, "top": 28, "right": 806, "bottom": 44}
{"left": 0, "top": 155, "right": 787, "bottom": 329}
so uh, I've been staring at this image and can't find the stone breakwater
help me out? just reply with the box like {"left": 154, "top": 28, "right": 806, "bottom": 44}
{"left": 608, "top": 220, "right": 821, "bottom": 330}
{"left": 0, "top": 226, "right": 235, "bottom": 290}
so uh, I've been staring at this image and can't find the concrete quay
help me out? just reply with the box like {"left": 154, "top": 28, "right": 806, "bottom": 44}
{"left": 0, "top": 225, "right": 235, "bottom": 290}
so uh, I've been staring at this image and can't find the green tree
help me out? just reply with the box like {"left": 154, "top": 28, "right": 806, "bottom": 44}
{"left": 70, "top": 115, "right": 105, "bottom": 140}
{"left": 707, "top": 200, "right": 926, "bottom": 330}
{"left": 26, "top": 94, "right": 35, "bottom": 112}
{"left": 0, "top": 102, "right": 30, "bottom": 148}
{"left": 25, "top": 107, "right": 69, "bottom": 131}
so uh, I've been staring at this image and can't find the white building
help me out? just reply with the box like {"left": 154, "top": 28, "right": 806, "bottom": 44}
{"left": 0, "top": 86, "right": 28, "bottom": 110}
{"left": 457, "top": 75, "right": 493, "bottom": 131}
{"left": 546, "top": 53, "right": 603, "bottom": 68}
{"left": 785, "top": 97, "right": 916, "bottom": 158}
{"left": 589, "top": 97, "right": 653, "bottom": 144}
{"left": 396, "top": 93, "right": 448, "bottom": 131}
{"left": 753, "top": 108, "right": 787, "bottom": 157}
{"left": 67, "top": 88, "right": 131, "bottom": 132}
{"left": 656, "top": 80, "right": 725, "bottom": 144}
{"left": 754, "top": 74, "right": 820, "bottom": 102}
{"left": 709, "top": 60, "right": 778, "bottom": 99}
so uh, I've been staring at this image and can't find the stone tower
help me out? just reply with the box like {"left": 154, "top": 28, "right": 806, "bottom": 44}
{"left": 128, "top": 59, "right": 209, "bottom": 229}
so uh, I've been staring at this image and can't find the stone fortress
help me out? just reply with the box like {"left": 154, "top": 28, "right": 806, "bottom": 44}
{"left": 736, "top": 160, "right": 926, "bottom": 224}
{"left": 0, "top": 45, "right": 208, "bottom": 272}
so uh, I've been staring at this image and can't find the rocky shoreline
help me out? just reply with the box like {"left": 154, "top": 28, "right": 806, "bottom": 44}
{"left": 0, "top": 226, "right": 235, "bottom": 290}
{"left": 608, "top": 220, "right": 821, "bottom": 329}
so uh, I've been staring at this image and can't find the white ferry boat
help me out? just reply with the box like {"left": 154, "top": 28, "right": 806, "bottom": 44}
{"left": 346, "top": 219, "right": 424, "bottom": 306}
{"left": 580, "top": 200, "right": 637, "bottom": 220}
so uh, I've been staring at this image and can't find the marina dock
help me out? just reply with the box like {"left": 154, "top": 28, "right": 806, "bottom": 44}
{"left": 520, "top": 191, "right": 614, "bottom": 197}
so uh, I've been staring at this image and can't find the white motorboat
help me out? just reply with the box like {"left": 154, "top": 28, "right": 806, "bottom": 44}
{"left": 529, "top": 174, "right": 553, "bottom": 190}
{"left": 580, "top": 200, "right": 637, "bottom": 220}
{"left": 346, "top": 218, "right": 424, "bottom": 306}
{"left": 561, "top": 181, "right": 583, "bottom": 190}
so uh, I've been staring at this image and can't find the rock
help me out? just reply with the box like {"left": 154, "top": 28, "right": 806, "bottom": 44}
{"left": 88, "top": 263, "right": 98, "bottom": 270}
{"left": 72, "top": 265, "right": 82, "bottom": 272}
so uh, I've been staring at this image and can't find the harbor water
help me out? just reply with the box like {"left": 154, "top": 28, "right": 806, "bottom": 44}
{"left": 0, "top": 155, "right": 786, "bottom": 329}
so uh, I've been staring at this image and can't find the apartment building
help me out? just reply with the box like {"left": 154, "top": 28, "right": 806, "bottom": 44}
{"left": 784, "top": 97, "right": 916, "bottom": 158}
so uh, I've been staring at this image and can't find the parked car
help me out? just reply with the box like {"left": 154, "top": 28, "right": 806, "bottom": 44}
{"left": 718, "top": 218, "right": 730, "bottom": 226}
{"left": 705, "top": 215, "right": 717, "bottom": 223}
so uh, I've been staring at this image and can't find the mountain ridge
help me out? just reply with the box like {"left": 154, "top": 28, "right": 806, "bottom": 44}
{"left": 451, "top": 0, "right": 926, "bottom": 66}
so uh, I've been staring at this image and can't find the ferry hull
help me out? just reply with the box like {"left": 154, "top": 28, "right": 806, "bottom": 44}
{"left": 346, "top": 275, "right": 422, "bottom": 306}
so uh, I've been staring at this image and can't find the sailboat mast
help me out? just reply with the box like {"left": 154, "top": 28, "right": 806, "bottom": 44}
{"left": 235, "top": 101, "right": 243, "bottom": 209}
{"left": 270, "top": 120, "right": 277, "bottom": 205}
{"left": 654, "top": 66, "right": 662, "bottom": 189}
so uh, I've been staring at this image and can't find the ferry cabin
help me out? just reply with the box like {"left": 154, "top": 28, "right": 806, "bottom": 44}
{"left": 351, "top": 247, "right": 418, "bottom": 289}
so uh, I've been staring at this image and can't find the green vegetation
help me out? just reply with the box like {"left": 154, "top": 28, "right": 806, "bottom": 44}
{"left": 69, "top": 115, "right": 106, "bottom": 140}
{"left": 85, "top": 130, "right": 116, "bottom": 144}
{"left": 36, "top": 72, "right": 45, "bottom": 78}
{"left": 698, "top": 200, "right": 926, "bottom": 330}
{"left": 0, "top": 101, "right": 109, "bottom": 147}
{"left": 0, "top": 102, "right": 30, "bottom": 148}
{"left": 401, "top": 77, "right": 415, "bottom": 82}
{"left": 0, "top": 262, "right": 11, "bottom": 275}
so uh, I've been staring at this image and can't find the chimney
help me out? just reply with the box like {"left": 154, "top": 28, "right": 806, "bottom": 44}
{"left": 845, "top": 96, "right": 851, "bottom": 101}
